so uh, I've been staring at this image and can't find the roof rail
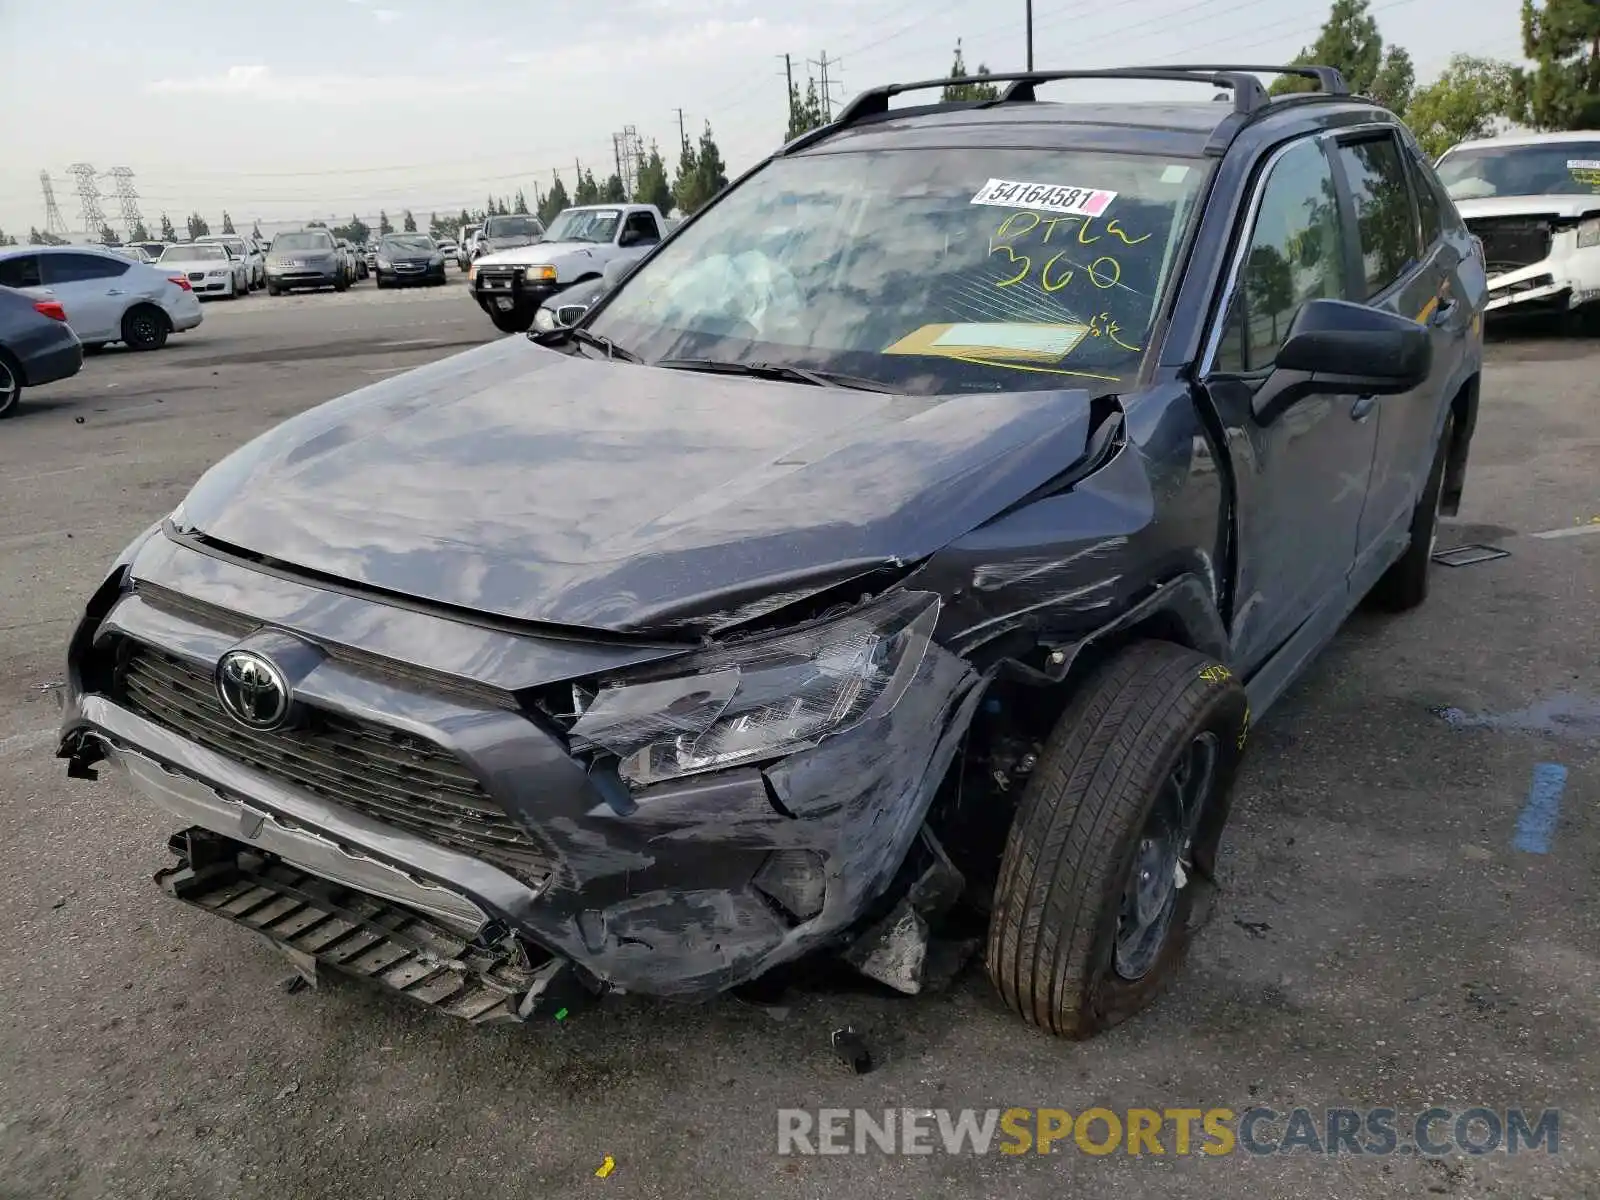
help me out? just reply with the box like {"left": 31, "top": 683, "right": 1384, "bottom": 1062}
{"left": 833, "top": 68, "right": 1274, "bottom": 128}
{"left": 782, "top": 64, "right": 1352, "bottom": 157}
{"left": 1133, "top": 63, "right": 1349, "bottom": 95}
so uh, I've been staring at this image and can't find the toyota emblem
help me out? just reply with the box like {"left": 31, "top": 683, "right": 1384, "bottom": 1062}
{"left": 216, "top": 650, "right": 291, "bottom": 730}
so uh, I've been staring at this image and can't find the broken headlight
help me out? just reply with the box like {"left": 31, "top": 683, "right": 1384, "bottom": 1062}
{"left": 569, "top": 591, "right": 940, "bottom": 788}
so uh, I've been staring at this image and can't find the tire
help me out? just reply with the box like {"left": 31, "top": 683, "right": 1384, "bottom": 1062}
{"left": 986, "top": 640, "right": 1249, "bottom": 1039}
{"left": 121, "top": 305, "right": 169, "bottom": 351}
{"left": 0, "top": 350, "right": 22, "bottom": 419}
{"left": 1368, "top": 413, "right": 1454, "bottom": 612}
{"left": 375, "top": 275, "right": 389, "bottom": 290}
{"left": 489, "top": 305, "right": 536, "bottom": 334}
{"left": 334, "top": 275, "right": 349, "bottom": 293}
{"left": 267, "top": 283, "right": 282, "bottom": 296}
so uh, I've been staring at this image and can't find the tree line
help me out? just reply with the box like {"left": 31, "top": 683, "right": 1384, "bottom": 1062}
{"left": 1267, "top": 0, "right": 1596, "bottom": 155}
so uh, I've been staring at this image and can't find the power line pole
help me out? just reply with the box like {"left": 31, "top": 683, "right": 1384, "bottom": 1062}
{"left": 1026, "top": 0, "right": 1034, "bottom": 70}
{"left": 613, "top": 133, "right": 625, "bottom": 195}
{"left": 39, "top": 171, "right": 69, "bottom": 239}
{"left": 781, "top": 53, "right": 796, "bottom": 131}
{"left": 673, "top": 107, "right": 688, "bottom": 152}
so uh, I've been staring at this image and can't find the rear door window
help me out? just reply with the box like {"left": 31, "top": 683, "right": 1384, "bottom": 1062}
{"left": 41, "top": 253, "right": 130, "bottom": 284}
{"left": 1334, "top": 134, "right": 1421, "bottom": 298}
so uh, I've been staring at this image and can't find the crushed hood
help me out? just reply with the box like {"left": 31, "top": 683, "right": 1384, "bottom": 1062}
{"left": 1455, "top": 195, "right": 1600, "bottom": 221}
{"left": 173, "top": 340, "right": 1097, "bottom": 633}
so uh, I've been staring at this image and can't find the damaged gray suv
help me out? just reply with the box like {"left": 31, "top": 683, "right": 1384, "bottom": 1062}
{"left": 59, "top": 65, "right": 1485, "bottom": 1036}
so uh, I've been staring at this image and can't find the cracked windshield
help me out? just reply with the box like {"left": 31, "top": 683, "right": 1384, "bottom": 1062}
{"left": 591, "top": 149, "right": 1208, "bottom": 392}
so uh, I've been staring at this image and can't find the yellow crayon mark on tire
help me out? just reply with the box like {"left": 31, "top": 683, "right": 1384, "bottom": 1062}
{"left": 1199, "top": 665, "right": 1232, "bottom": 683}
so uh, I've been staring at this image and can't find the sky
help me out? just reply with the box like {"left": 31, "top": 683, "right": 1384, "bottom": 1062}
{"left": 0, "top": 0, "right": 1528, "bottom": 240}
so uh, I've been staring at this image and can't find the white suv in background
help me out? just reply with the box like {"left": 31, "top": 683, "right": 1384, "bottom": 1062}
{"left": 1436, "top": 130, "right": 1600, "bottom": 324}
{"left": 0, "top": 246, "right": 203, "bottom": 350}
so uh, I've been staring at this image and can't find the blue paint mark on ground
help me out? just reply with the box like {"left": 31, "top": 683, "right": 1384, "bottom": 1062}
{"left": 1512, "top": 763, "right": 1568, "bottom": 854}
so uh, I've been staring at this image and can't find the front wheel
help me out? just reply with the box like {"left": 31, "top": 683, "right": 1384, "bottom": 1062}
{"left": 986, "top": 640, "right": 1249, "bottom": 1038}
{"left": 488, "top": 304, "right": 536, "bottom": 333}
{"left": 333, "top": 275, "right": 349, "bottom": 293}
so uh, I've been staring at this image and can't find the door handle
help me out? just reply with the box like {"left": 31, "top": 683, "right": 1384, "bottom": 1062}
{"left": 106, "top": 289, "right": 125, "bottom": 296}
{"left": 1350, "top": 395, "right": 1377, "bottom": 422}
{"left": 1429, "top": 300, "right": 1456, "bottom": 327}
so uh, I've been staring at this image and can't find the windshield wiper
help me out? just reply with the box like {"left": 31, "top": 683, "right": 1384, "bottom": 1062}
{"left": 566, "top": 327, "right": 640, "bottom": 362}
{"left": 654, "top": 358, "right": 898, "bottom": 393}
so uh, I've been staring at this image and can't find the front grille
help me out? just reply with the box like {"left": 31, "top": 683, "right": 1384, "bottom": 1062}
{"left": 187, "top": 271, "right": 204, "bottom": 282}
{"left": 1465, "top": 216, "right": 1554, "bottom": 274}
{"left": 113, "top": 643, "right": 554, "bottom": 888}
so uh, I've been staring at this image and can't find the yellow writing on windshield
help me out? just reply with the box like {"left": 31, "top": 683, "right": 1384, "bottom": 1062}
{"left": 1087, "top": 311, "right": 1141, "bottom": 353}
{"left": 987, "top": 211, "right": 1148, "bottom": 297}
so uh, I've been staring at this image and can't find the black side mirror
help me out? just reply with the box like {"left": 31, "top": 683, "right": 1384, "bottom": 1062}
{"left": 1252, "top": 298, "right": 1432, "bottom": 424}
{"left": 1275, "top": 298, "right": 1431, "bottom": 389}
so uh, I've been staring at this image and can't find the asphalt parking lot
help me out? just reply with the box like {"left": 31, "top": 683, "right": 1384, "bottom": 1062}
{"left": 1, "top": 288, "right": 1596, "bottom": 1200}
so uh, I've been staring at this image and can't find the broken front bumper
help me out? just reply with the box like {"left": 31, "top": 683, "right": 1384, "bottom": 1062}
{"left": 59, "top": 543, "right": 981, "bottom": 1002}
{"left": 157, "top": 828, "right": 585, "bottom": 1023}
{"left": 1479, "top": 240, "right": 1600, "bottom": 315}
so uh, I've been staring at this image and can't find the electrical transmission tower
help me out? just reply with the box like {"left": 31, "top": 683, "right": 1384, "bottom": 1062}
{"left": 807, "top": 51, "right": 843, "bottom": 120}
{"left": 39, "top": 171, "right": 70, "bottom": 239}
{"left": 108, "top": 167, "right": 143, "bottom": 239}
{"left": 67, "top": 163, "right": 106, "bottom": 238}
{"left": 611, "top": 126, "right": 644, "bottom": 199}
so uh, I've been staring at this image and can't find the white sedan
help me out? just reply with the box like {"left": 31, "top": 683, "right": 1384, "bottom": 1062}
{"left": 157, "top": 242, "right": 249, "bottom": 299}
{"left": 196, "top": 234, "right": 266, "bottom": 290}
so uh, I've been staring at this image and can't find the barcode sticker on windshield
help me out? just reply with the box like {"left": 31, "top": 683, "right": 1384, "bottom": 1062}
{"left": 1567, "top": 159, "right": 1600, "bottom": 170}
{"left": 971, "top": 179, "right": 1117, "bottom": 218}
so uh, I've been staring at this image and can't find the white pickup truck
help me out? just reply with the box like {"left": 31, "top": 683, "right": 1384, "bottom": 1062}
{"left": 468, "top": 203, "right": 668, "bottom": 333}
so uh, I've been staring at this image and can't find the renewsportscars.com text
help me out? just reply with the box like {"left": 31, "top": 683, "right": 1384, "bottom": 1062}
{"left": 777, "top": 1107, "right": 1561, "bottom": 1157}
